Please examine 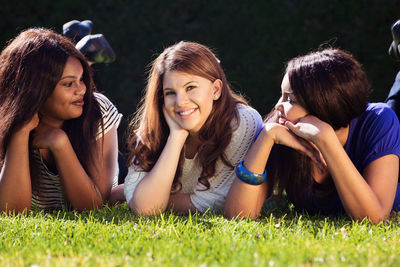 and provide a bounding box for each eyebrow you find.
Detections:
[163,80,198,91]
[60,75,79,81]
